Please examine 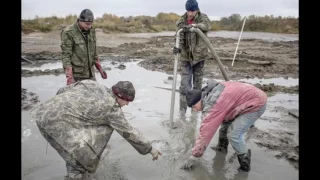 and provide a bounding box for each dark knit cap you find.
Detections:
[186,89,202,107]
[112,81,135,102]
[78,9,94,22]
[186,0,199,11]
